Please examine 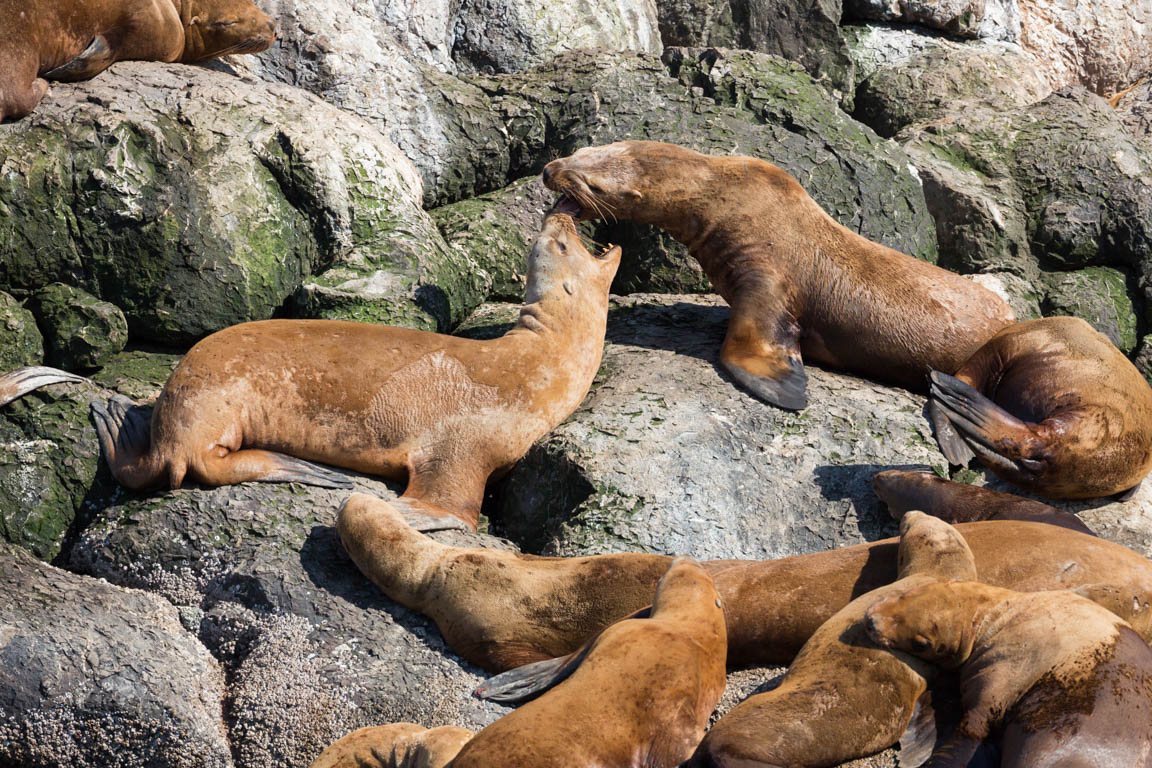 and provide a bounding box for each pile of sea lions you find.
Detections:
[4,140,1152,767]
